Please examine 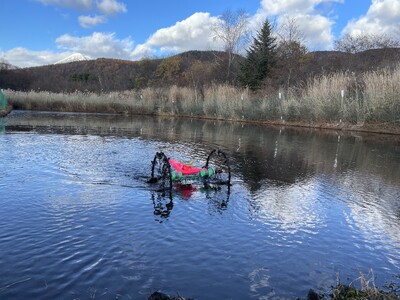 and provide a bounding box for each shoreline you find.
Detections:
[149,111,400,137]
[0,104,13,118]
[258,119,400,136]
[6,106,400,137]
